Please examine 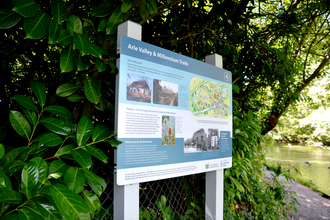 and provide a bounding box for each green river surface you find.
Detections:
[266,143,330,196]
